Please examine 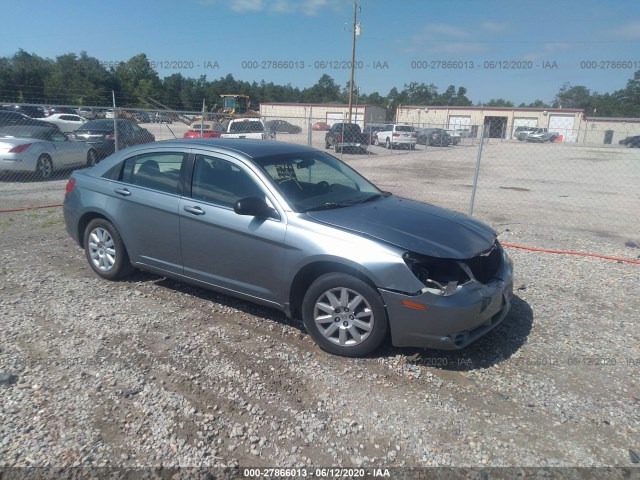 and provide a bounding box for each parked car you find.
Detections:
[0,124,97,179]
[363,125,386,145]
[375,124,417,150]
[525,128,559,143]
[514,126,538,141]
[619,135,640,148]
[416,128,452,146]
[71,119,155,160]
[445,129,462,145]
[0,110,51,129]
[105,109,115,119]
[153,112,173,124]
[312,121,330,131]
[42,113,87,133]
[265,119,302,134]
[1,104,46,118]
[325,123,369,153]
[132,111,151,123]
[63,139,513,357]
[184,121,225,138]
[45,106,77,116]
[77,107,96,120]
